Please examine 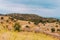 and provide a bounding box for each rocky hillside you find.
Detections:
[5,13,60,25]
[0,13,60,39]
